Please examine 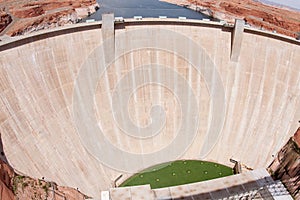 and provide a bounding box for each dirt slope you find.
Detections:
[0,0,99,36]
[0,159,14,200]
[0,158,90,200]
[161,0,300,38]
[0,133,89,200]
